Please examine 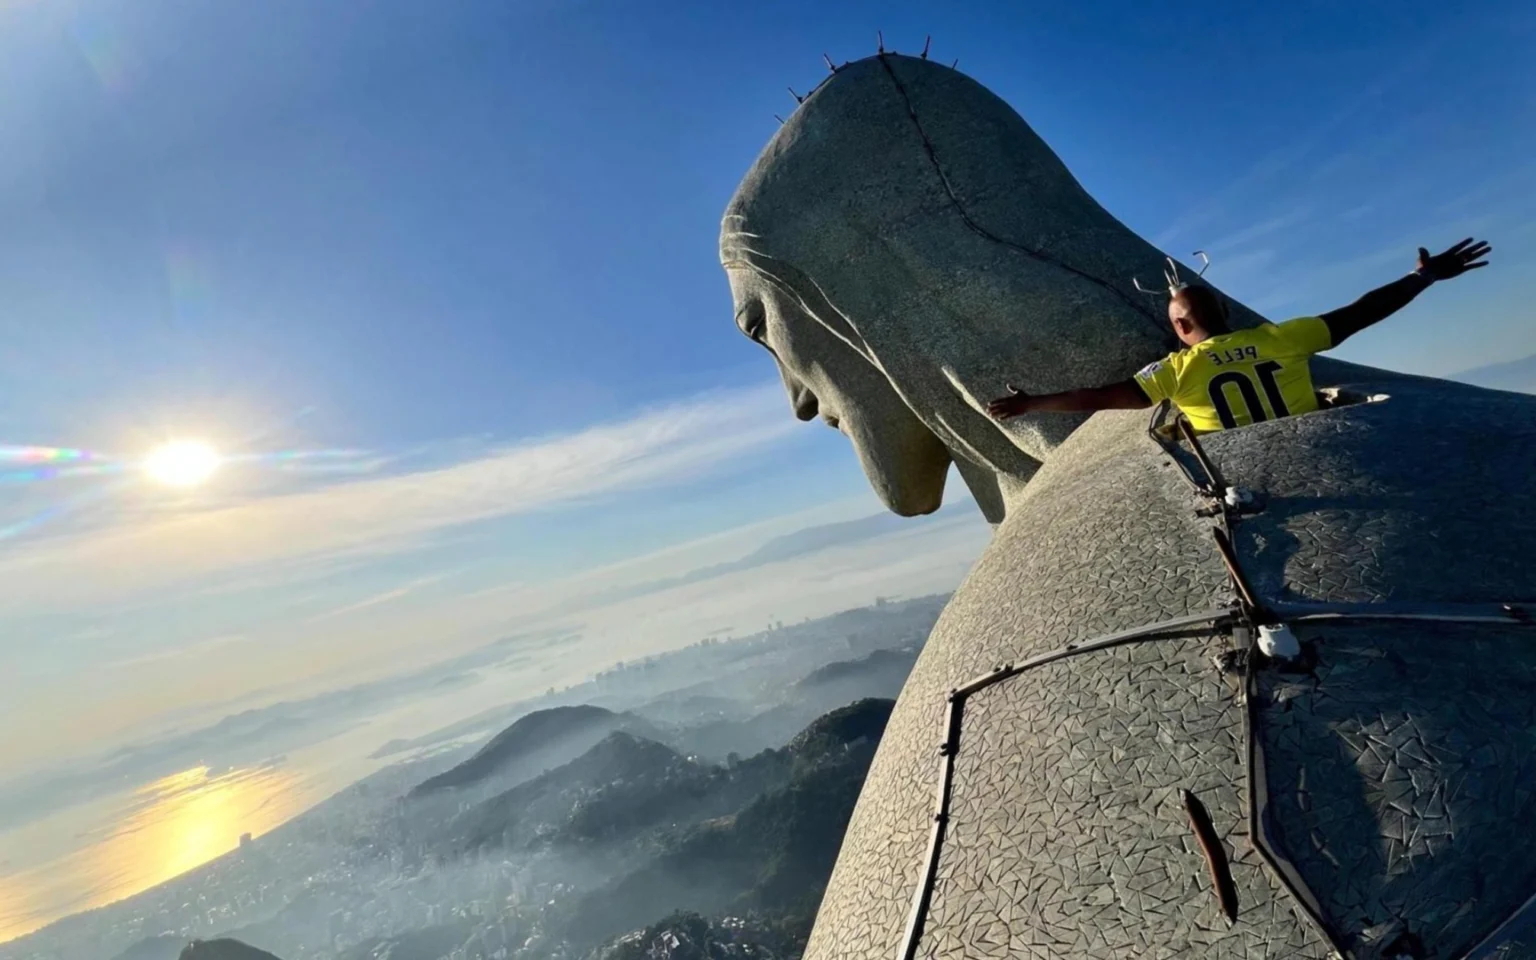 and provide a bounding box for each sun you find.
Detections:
[142,440,221,488]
